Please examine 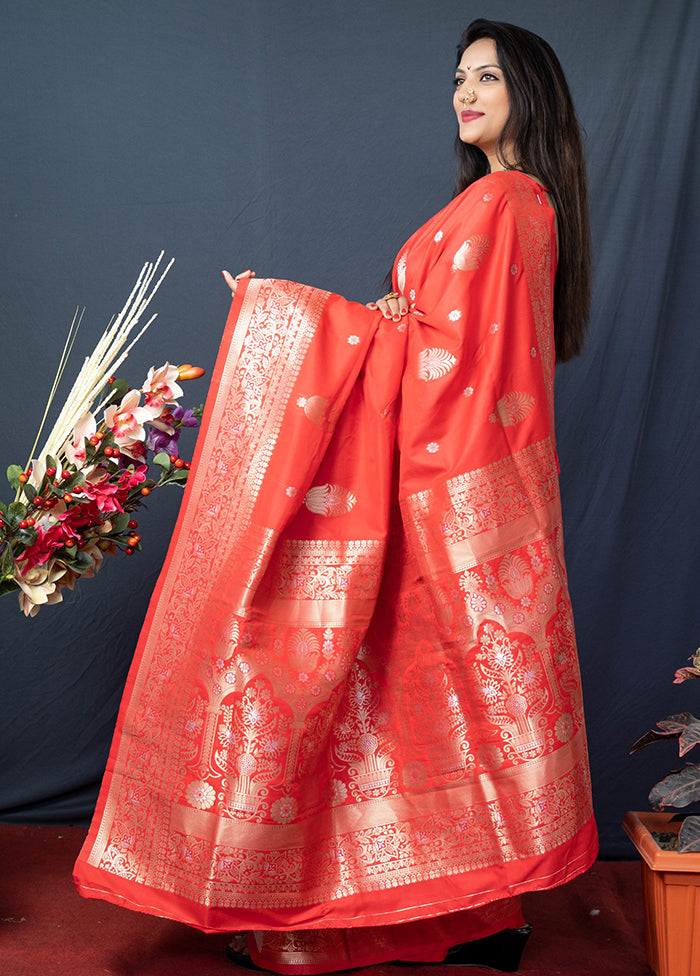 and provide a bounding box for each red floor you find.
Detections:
[0,825,649,976]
